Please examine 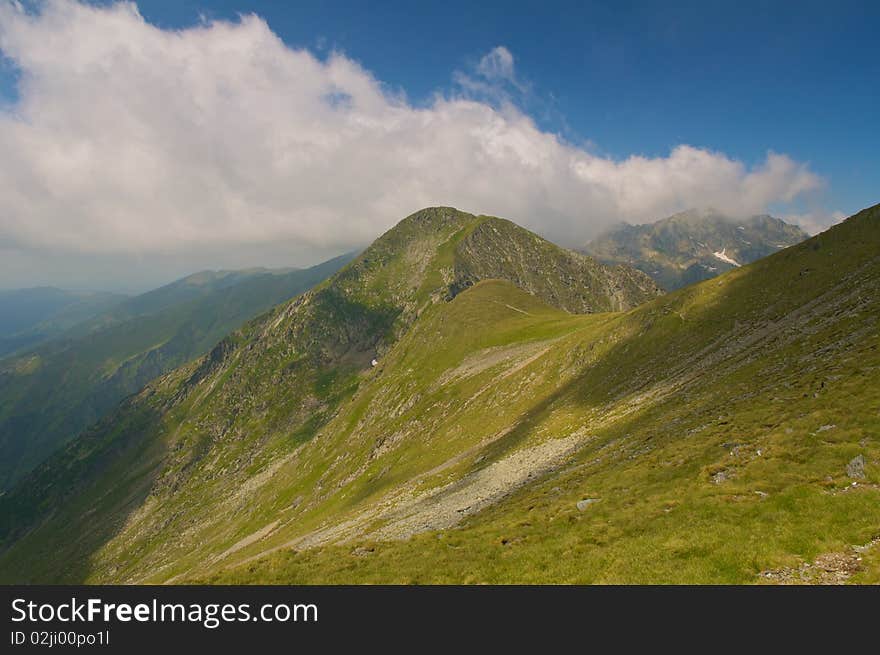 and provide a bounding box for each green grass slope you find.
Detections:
[201,203,876,584]
[0,207,659,583]
[0,254,352,490]
[583,210,809,290]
